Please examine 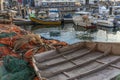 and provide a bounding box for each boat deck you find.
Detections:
[33,42,120,80]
